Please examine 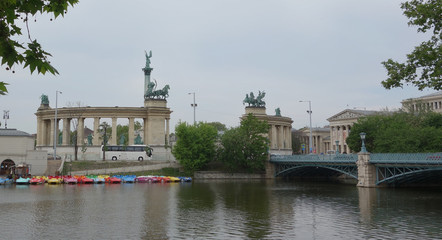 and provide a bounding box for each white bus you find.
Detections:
[101,145,153,161]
